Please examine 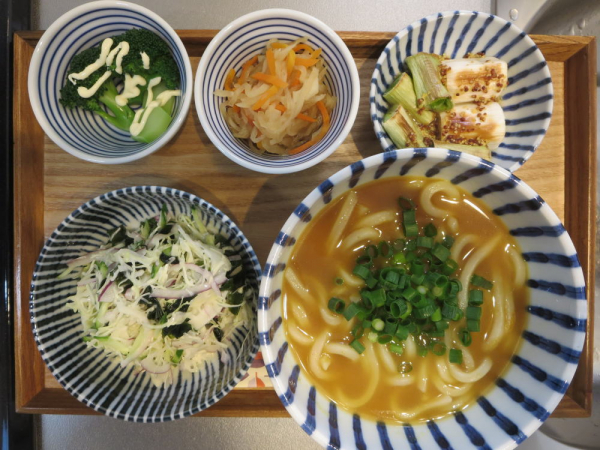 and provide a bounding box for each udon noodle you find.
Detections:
[282,176,528,422]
